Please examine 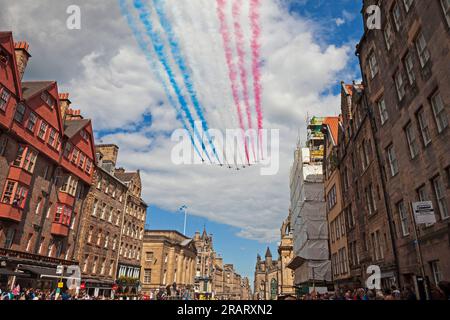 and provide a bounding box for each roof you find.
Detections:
[21,81,54,100]
[323,117,340,145]
[64,119,90,138]
[115,171,138,182]
[265,247,272,258]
